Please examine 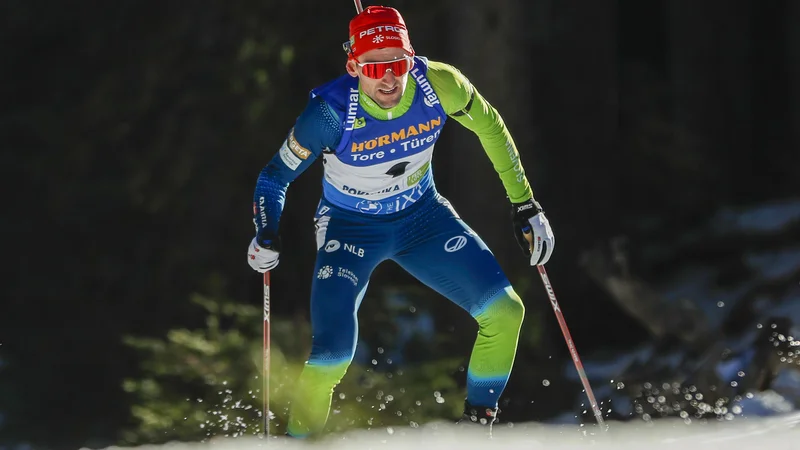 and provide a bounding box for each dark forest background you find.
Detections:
[3,1,800,449]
